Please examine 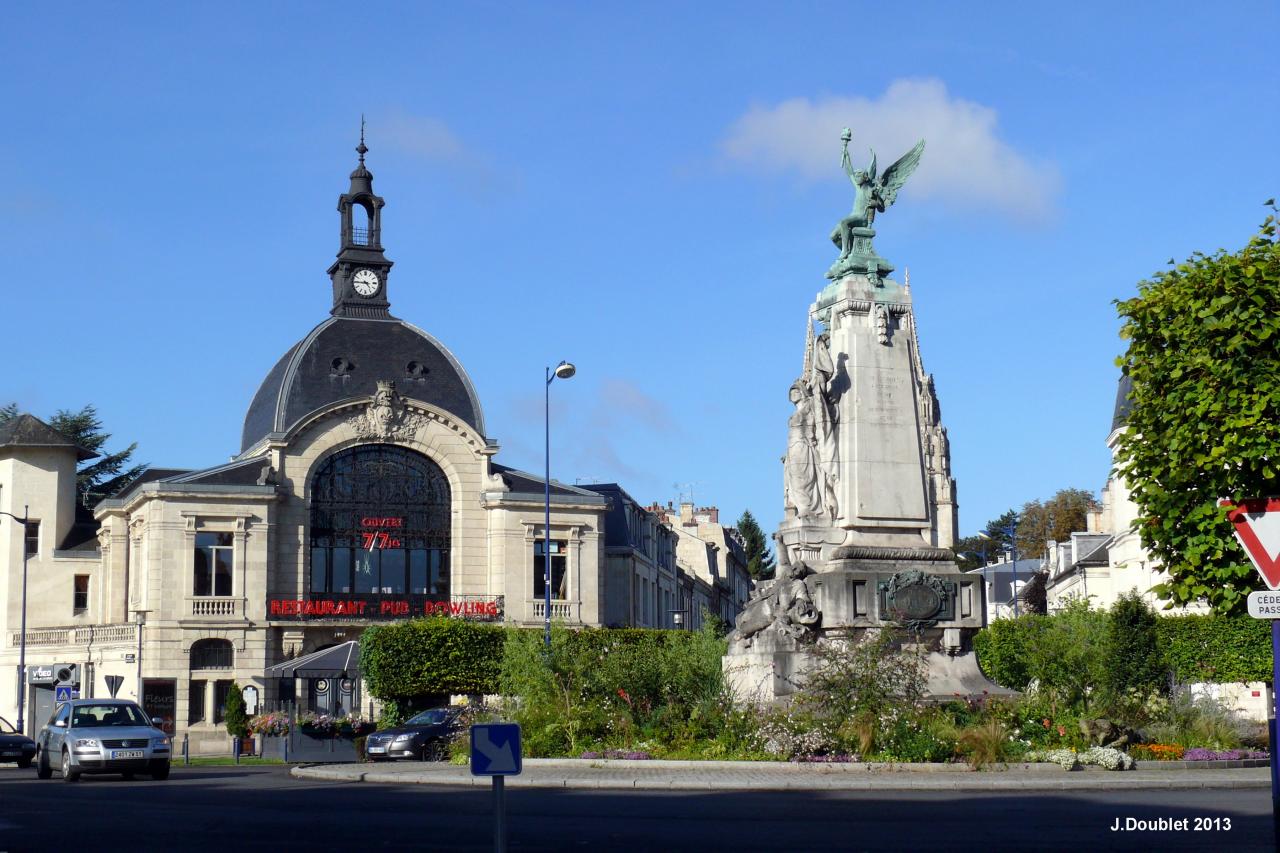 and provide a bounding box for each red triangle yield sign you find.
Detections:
[1221,497,1280,590]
